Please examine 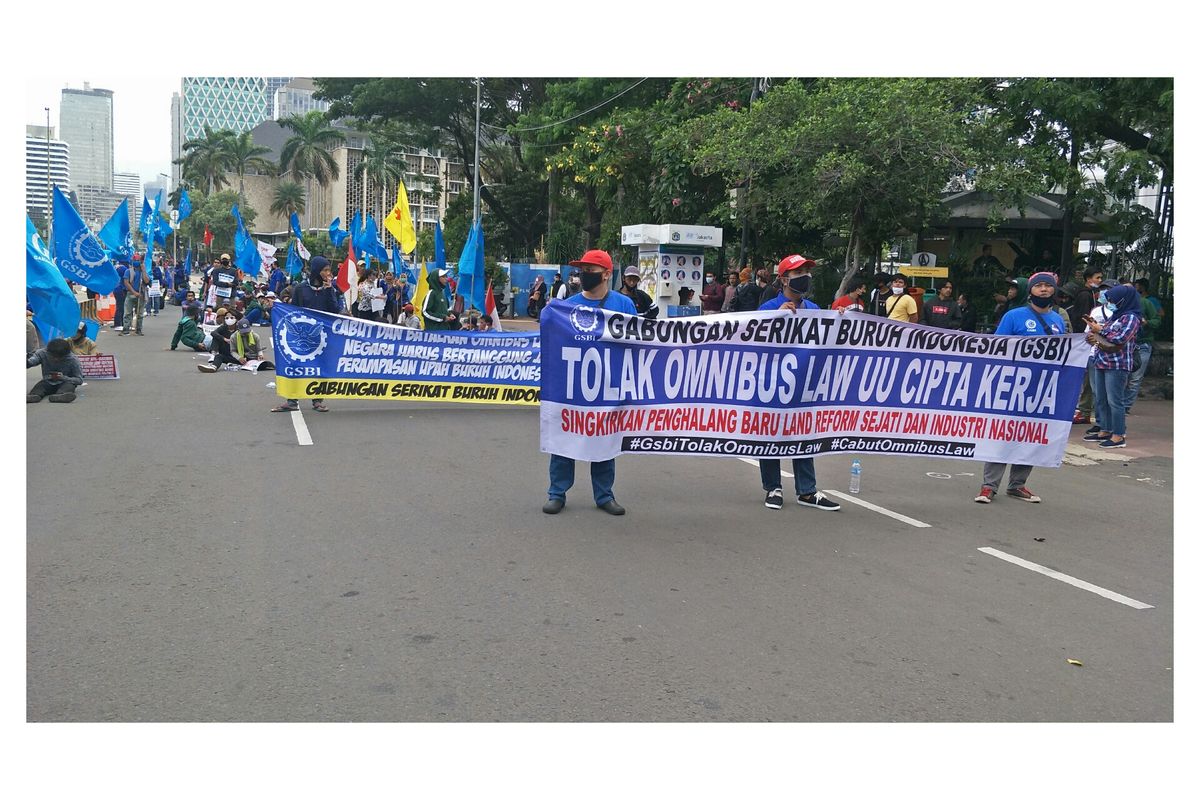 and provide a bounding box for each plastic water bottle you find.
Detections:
[849,459,862,494]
